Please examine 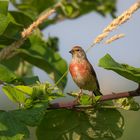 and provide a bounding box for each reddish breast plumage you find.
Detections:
[69,46,102,96]
[69,60,89,79]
